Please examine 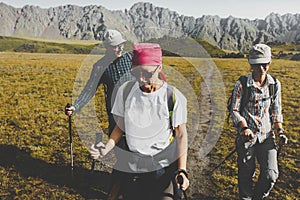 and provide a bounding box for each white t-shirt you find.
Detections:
[112,81,187,156]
